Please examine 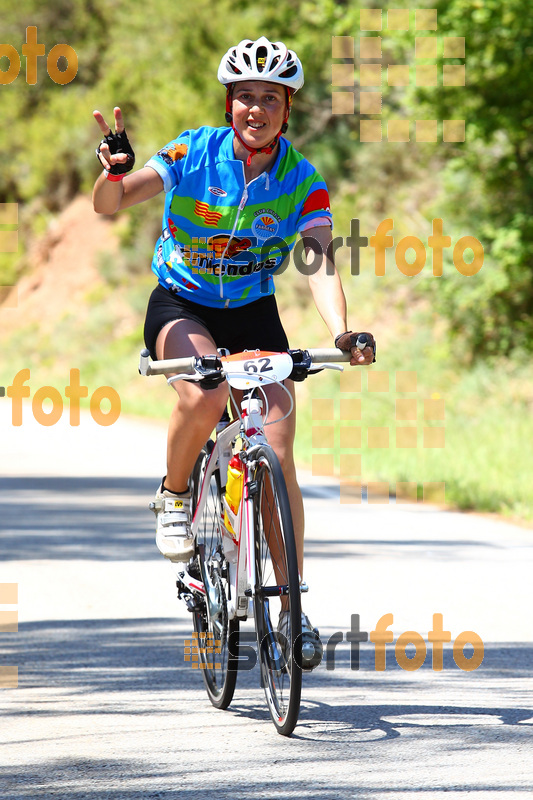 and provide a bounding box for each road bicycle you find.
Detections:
[140,344,358,735]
